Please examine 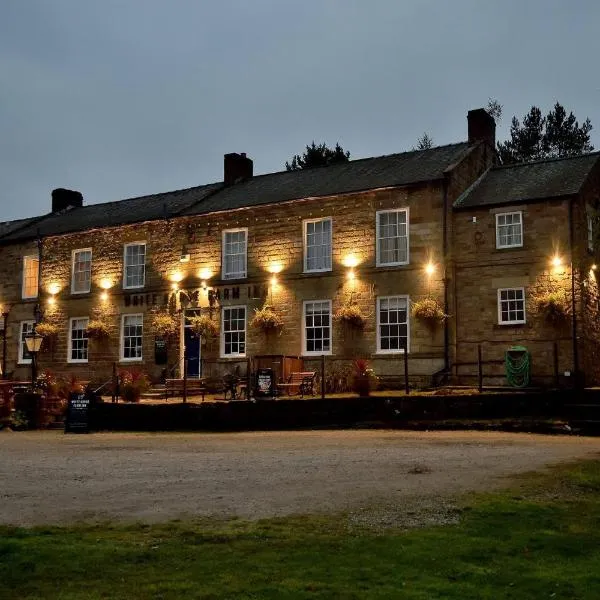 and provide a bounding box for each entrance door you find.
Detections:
[184,310,202,378]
